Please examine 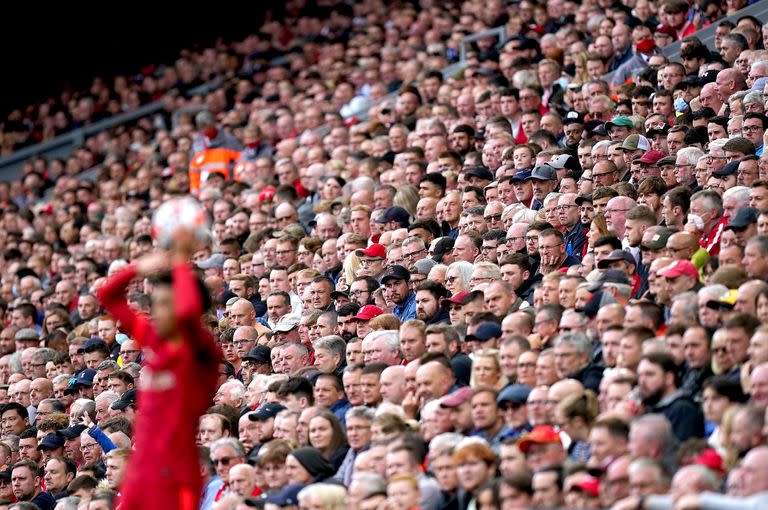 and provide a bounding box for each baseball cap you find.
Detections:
[525,164,558,181]
[413,258,436,276]
[465,166,495,182]
[655,24,677,37]
[273,314,301,333]
[596,250,636,269]
[111,388,137,411]
[58,425,87,439]
[380,265,410,284]
[75,369,96,387]
[330,289,350,300]
[575,194,593,206]
[620,134,651,152]
[518,425,562,453]
[351,305,384,321]
[727,207,758,230]
[605,116,633,131]
[687,448,725,473]
[497,384,532,406]
[441,291,470,306]
[440,387,474,408]
[713,161,739,177]
[466,322,503,342]
[356,243,386,259]
[637,150,665,165]
[37,433,65,451]
[573,476,600,497]
[79,338,108,354]
[641,229,673,250]
[243,346,271,364]
[658,259,699,279]
[375,206,410,224]
[587,269,631,292]
[249,403,287,422]
[197,253,227,270]
[549,154,579,172]
[264,484,306,506]
[647,124,672,138]
[563,111,585,125]
[510,168,533,182]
